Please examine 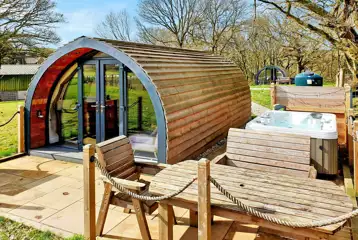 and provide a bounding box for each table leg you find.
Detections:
[159,202,173,240]
[189,210,198,227]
